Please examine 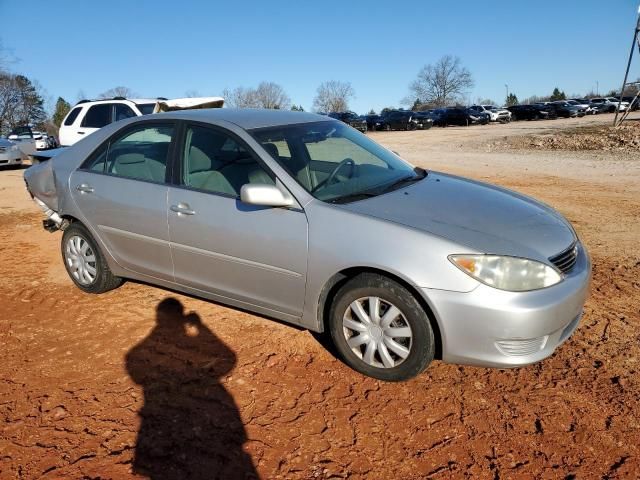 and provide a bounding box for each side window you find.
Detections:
[81,104,112,128]
[183,125,274,196]
[80,144,109,172]
[115,104,137,122]
[105,124,174,182]
[64,107,82,126]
